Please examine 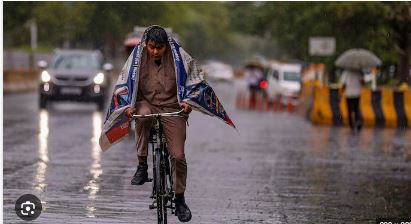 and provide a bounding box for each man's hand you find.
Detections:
[125,108,137,118]
[180,102,192,114]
